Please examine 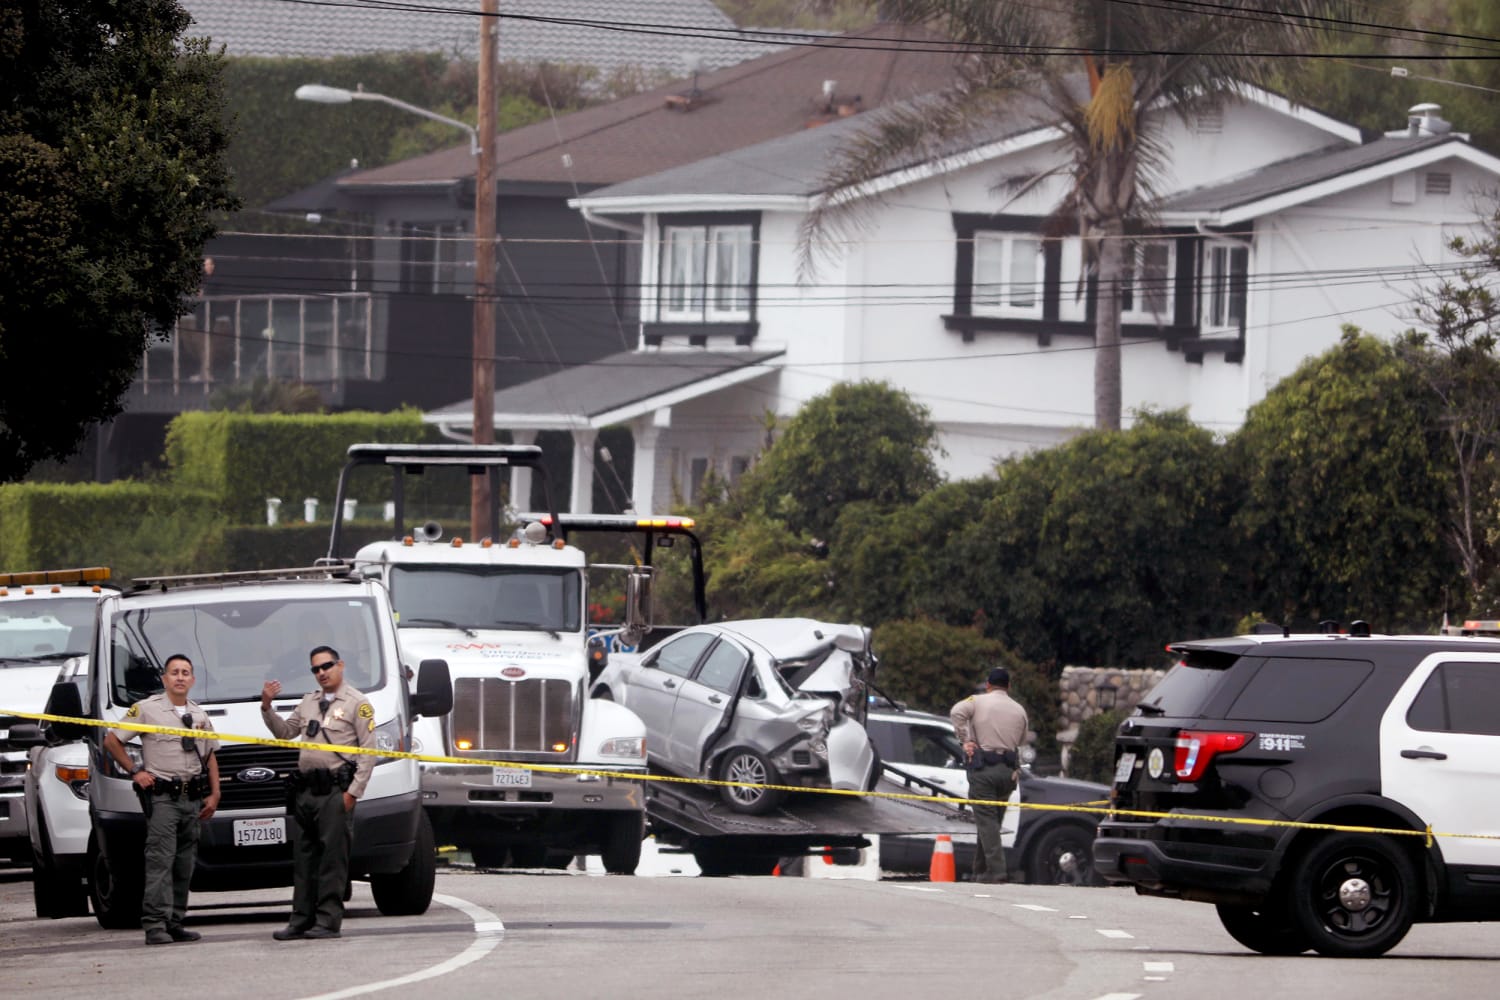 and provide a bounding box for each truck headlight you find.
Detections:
[373,719,406,766]
[597,736,645,759]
